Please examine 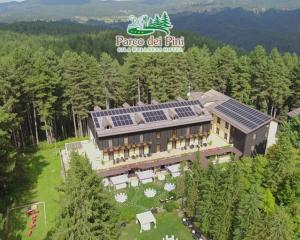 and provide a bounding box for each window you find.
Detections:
[217,117,221,124]
[124,137,128,145]
[253,134,257,140]
[108,139,113,148]
[224,133,228,140]
[172,130,176,137]
[225,122,229,129]
[199,125,203,134]
[156,144,161,152]
[156,132,161,139]
[216,128,220,135]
